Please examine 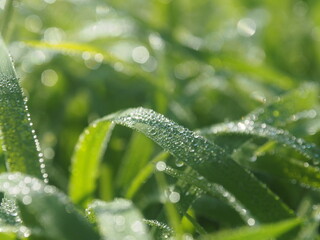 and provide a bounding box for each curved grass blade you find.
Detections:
[24,41,164,90]
[143,219,173,239]
[0,173,100,240]
[245,84,318,127]
[200,218,301,240]
[199,121,320,164]
[0,36,47,181]
[87,199,150,240]
[71,107,293,223]
[69,121,114,206]
[163,166,255,224]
